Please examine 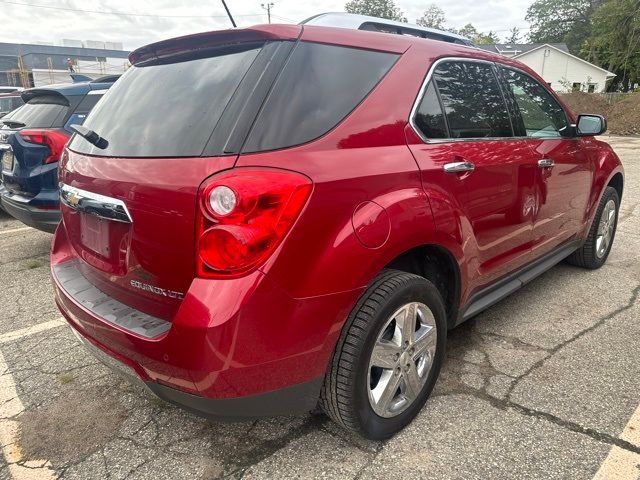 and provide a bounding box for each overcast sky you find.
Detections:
[0,0,533,50]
